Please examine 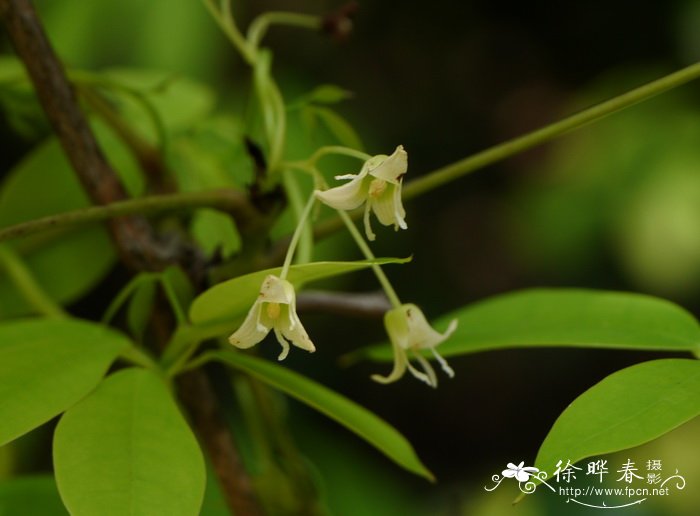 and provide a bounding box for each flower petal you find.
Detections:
[371,339,408,384]
[279,305,316,354]
[370,184,400,228]
[392,179,407,230]
[363,200,376,241]
[259,275,294,304]
[273,327,291,361]
[315,173,368,211]
[405,307,457,350]
[228,302,269,349]
[368,145,407,185]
